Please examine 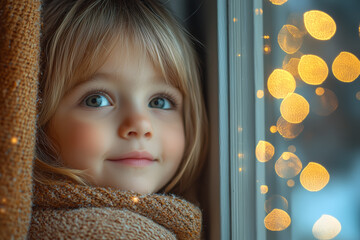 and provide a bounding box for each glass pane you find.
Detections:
[253,0,360,239]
